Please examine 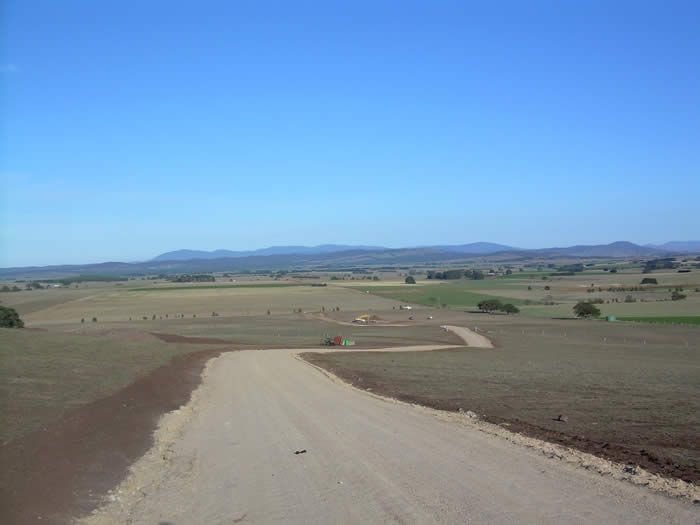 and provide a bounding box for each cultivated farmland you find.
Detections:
[2,261,699,523]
